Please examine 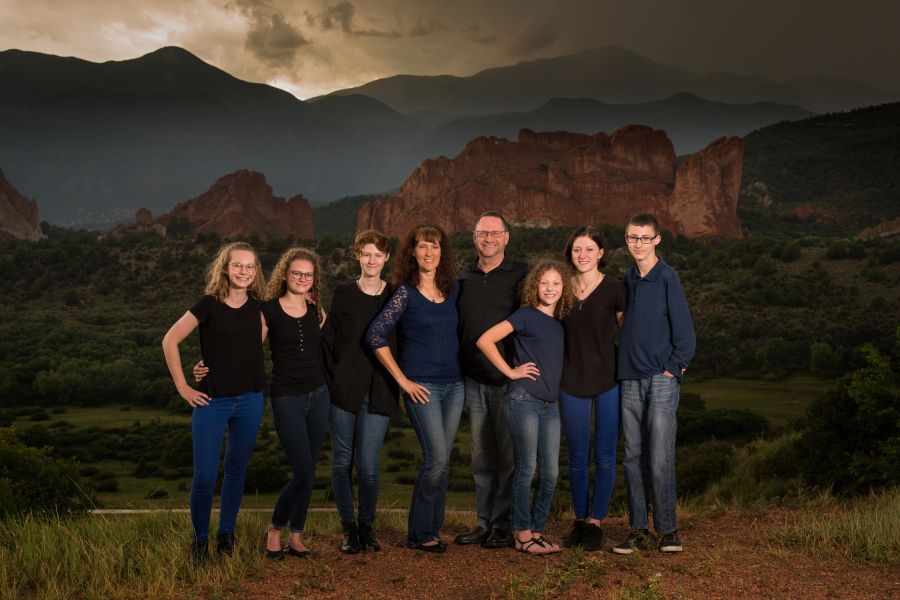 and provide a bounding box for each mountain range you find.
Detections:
[0,45,891,227]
